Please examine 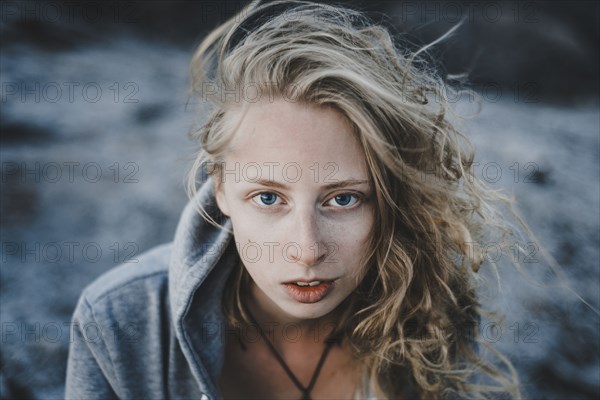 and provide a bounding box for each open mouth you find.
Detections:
[282,280,337,303]
[287,280,330,287]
